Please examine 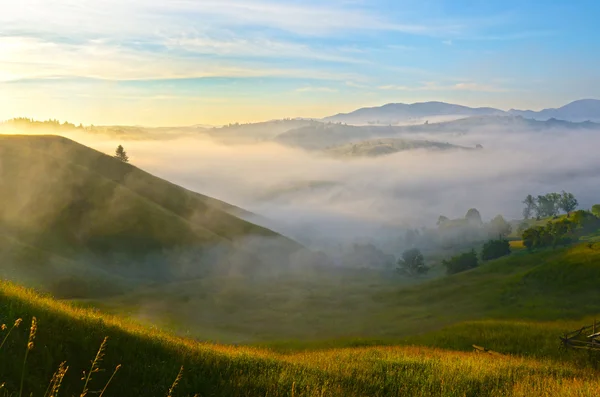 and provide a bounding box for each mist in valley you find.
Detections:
[58,122,600,258]
[3,118,600,342]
